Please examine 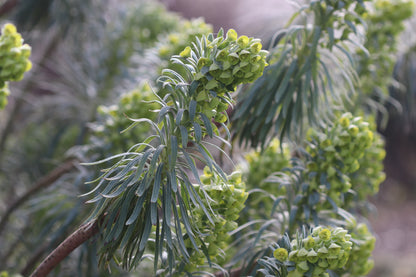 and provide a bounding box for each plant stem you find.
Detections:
[29,219,99,277]
[0,159,77,236]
